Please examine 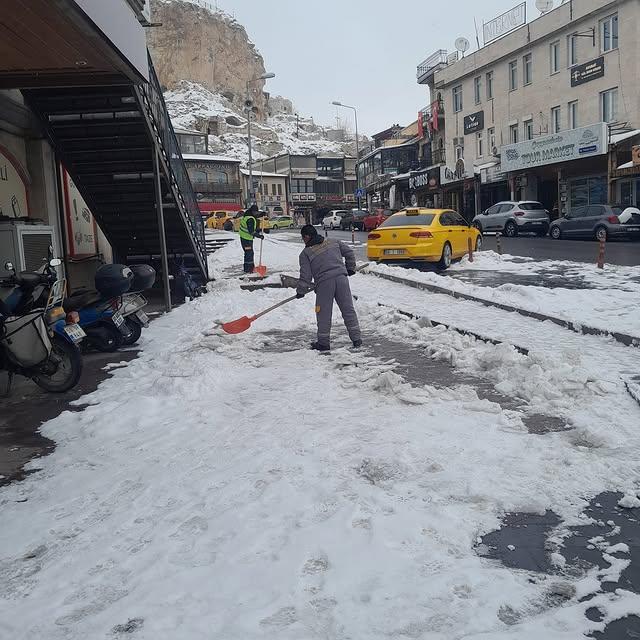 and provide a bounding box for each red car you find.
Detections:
[364,208,395,231]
